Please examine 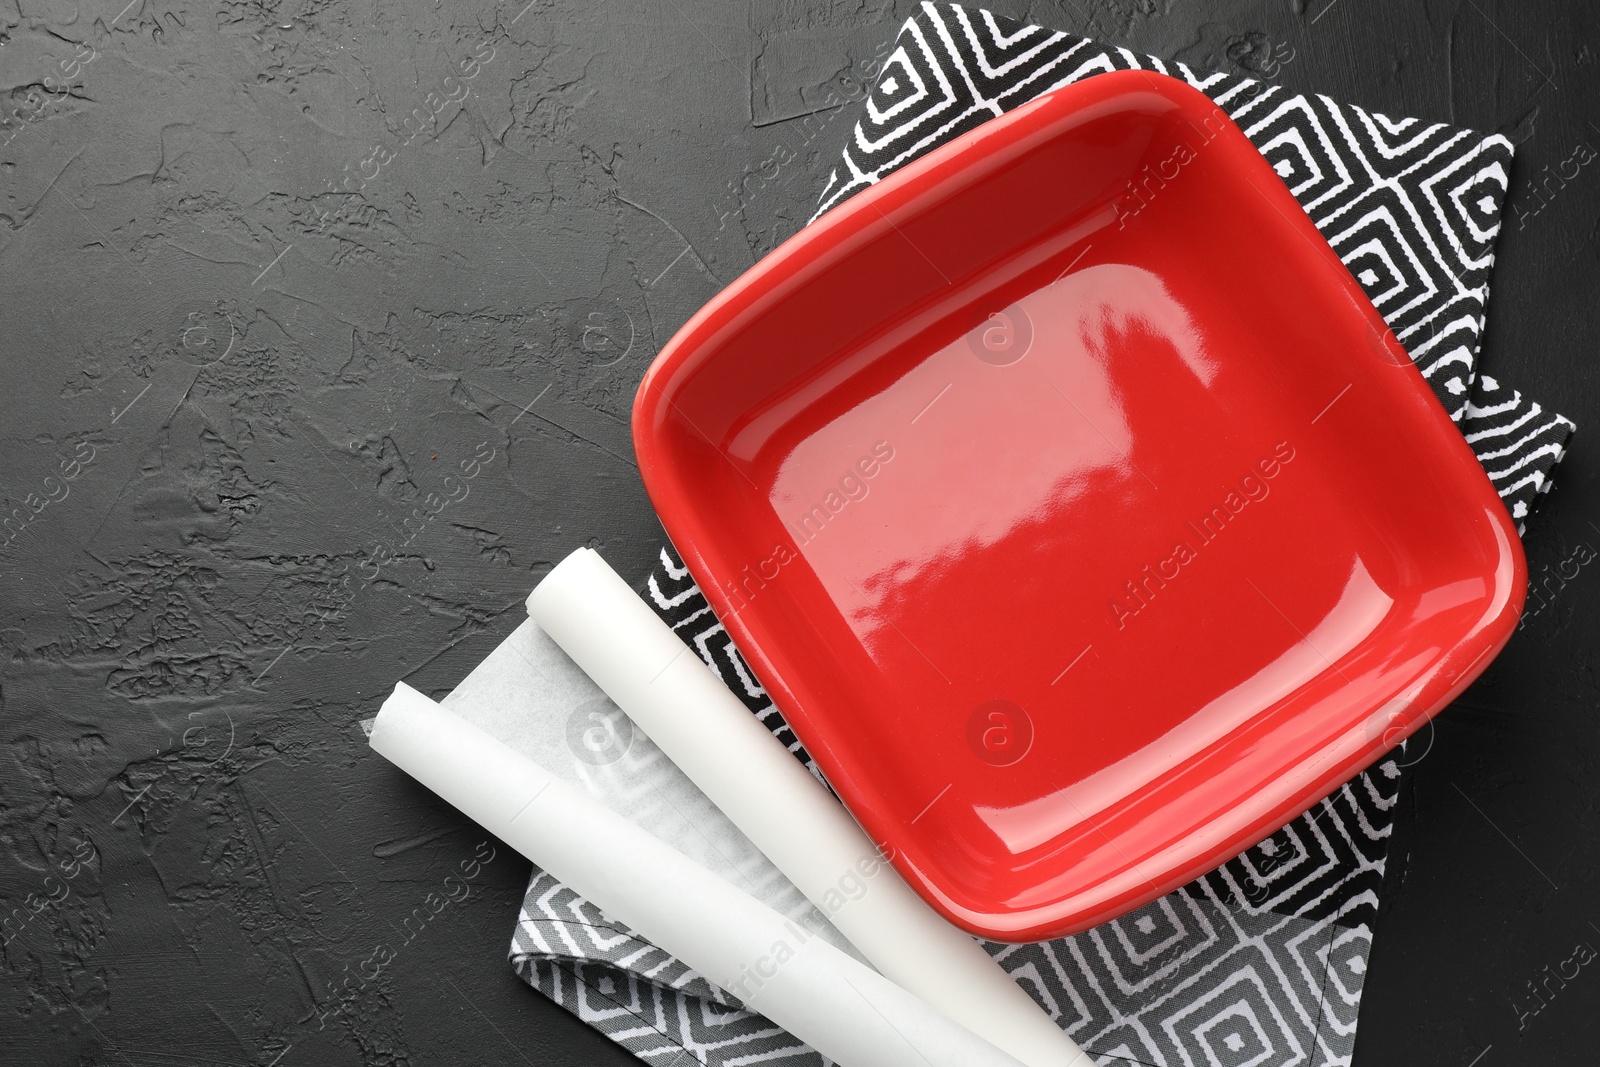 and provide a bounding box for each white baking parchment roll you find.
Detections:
[437,615,859,959]
[369,681,1028,1067]
[527,547,1091,1067]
